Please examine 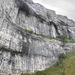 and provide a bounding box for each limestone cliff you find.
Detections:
[0,0,75,74]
